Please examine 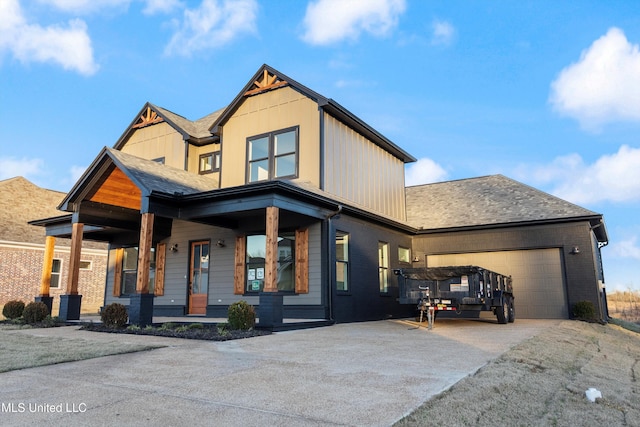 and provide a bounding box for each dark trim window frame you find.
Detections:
[378,241,389,294]
[246,126,299,183]
[120,246,156,296]
[199,151,221,174]
[335,231,350,294]
[244,232,296,294]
